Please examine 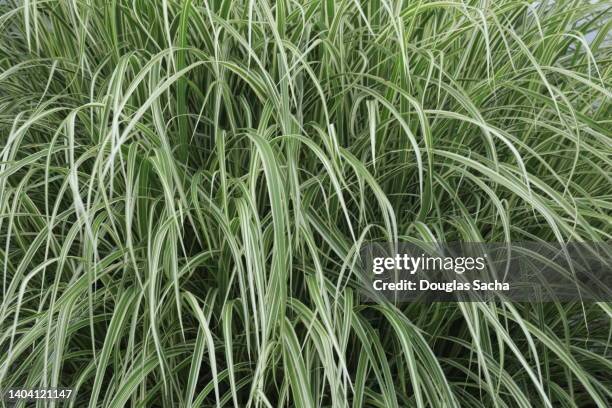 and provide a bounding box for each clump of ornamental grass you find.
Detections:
[0,0,611,407]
